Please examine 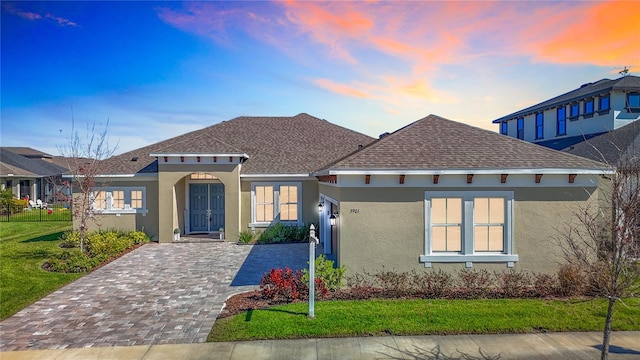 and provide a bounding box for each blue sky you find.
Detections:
[2,1,639,156]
